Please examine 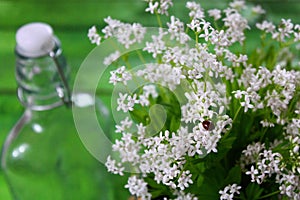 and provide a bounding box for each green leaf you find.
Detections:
[197,175,204,187]
[223,165,241,186]
[169,115,180,132]
[245,183,264,200]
